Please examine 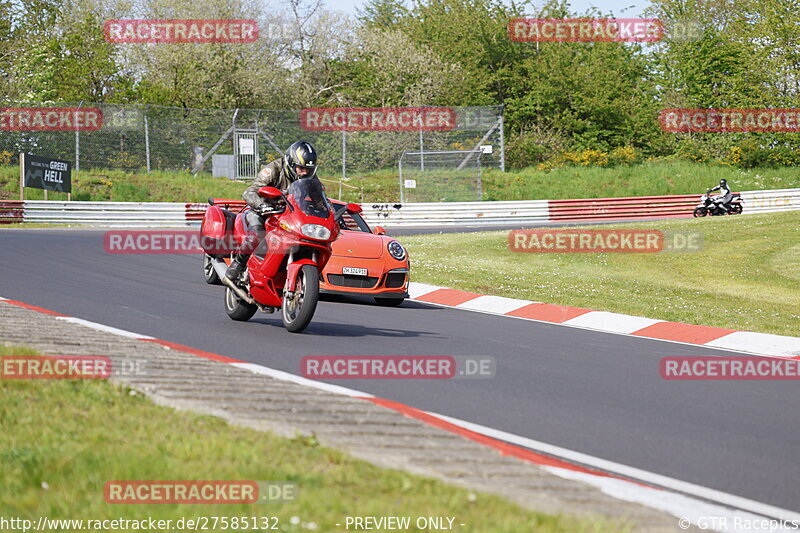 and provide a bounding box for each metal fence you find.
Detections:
[0,102,505,180]
[398,150,483,203]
